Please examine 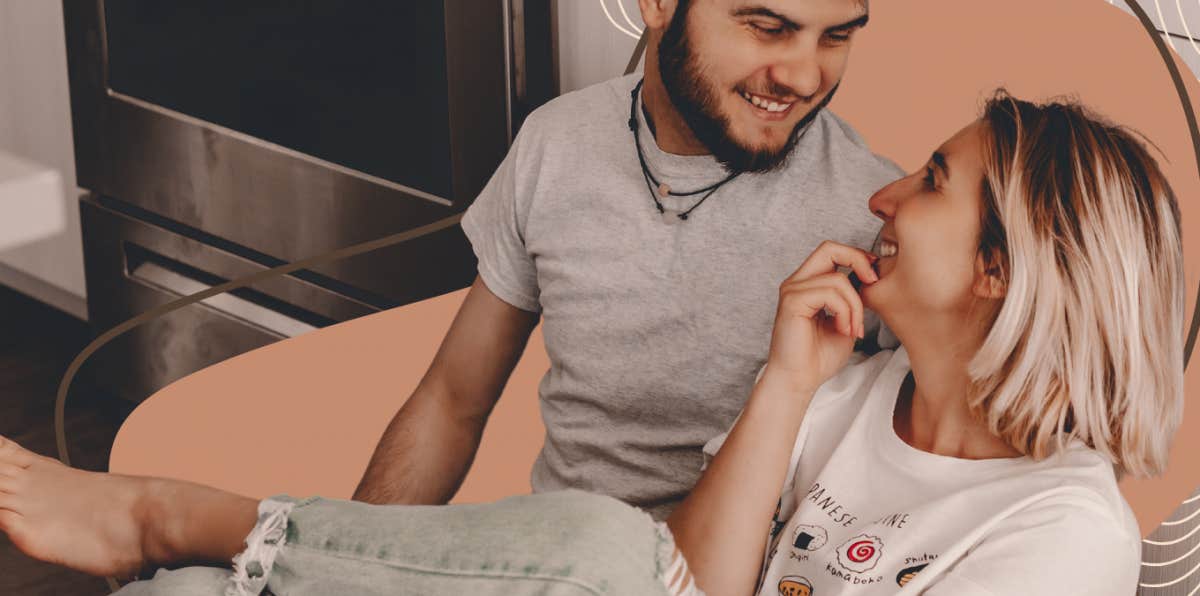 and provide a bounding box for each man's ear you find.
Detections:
[639,0,678,30]
[972,249,1007,300]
